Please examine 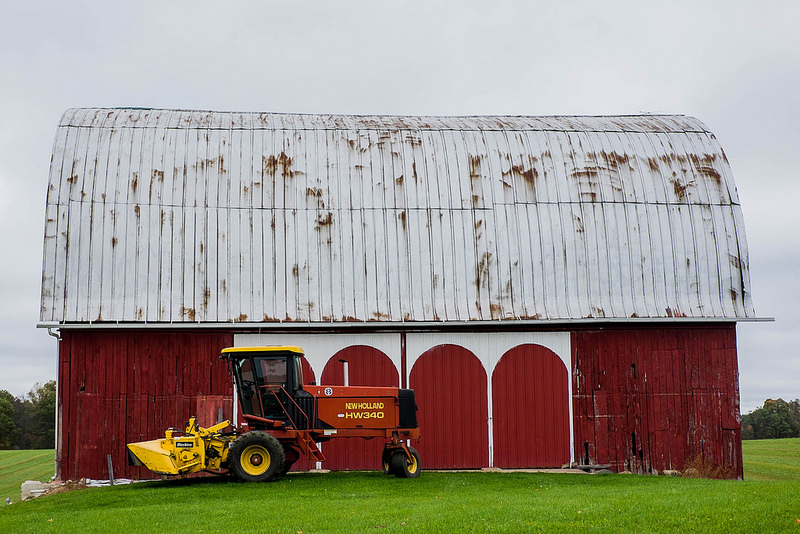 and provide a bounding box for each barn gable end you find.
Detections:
[40,109,759,480]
